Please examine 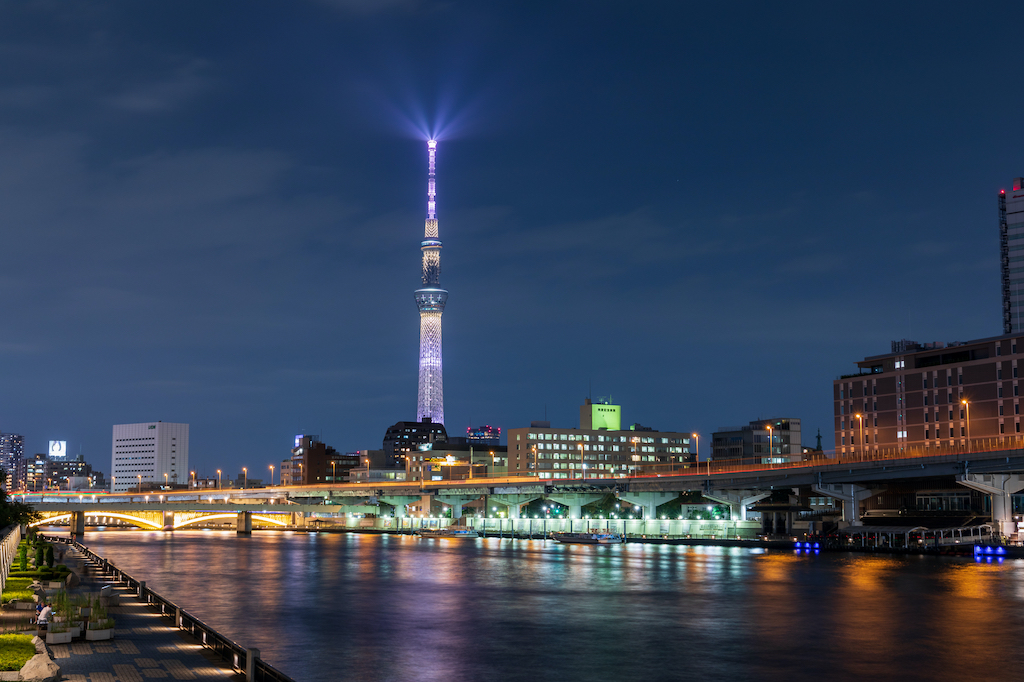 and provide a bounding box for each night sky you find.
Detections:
[2,2,1023,478]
